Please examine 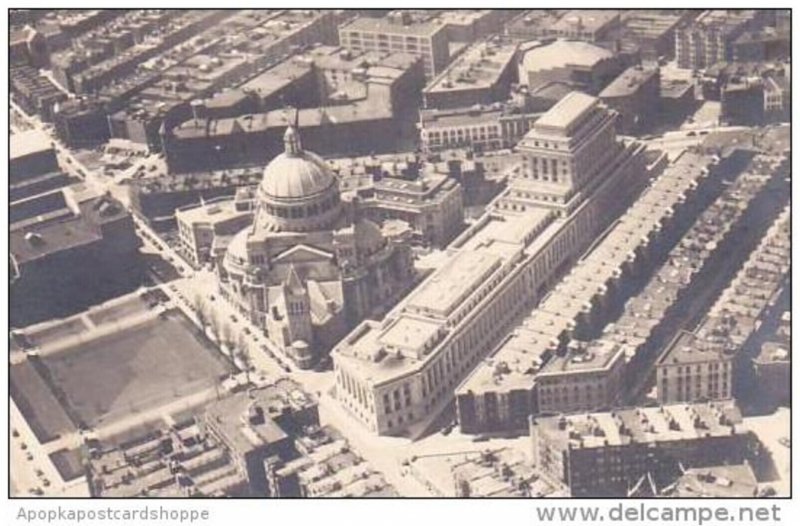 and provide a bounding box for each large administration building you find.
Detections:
[332,92,650,436]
